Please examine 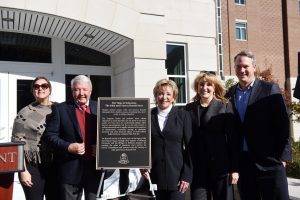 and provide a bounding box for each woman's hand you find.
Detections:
[19,170,33,187]
[140,169,150,179]
[178,180,189,193]
[231,172,239,184]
